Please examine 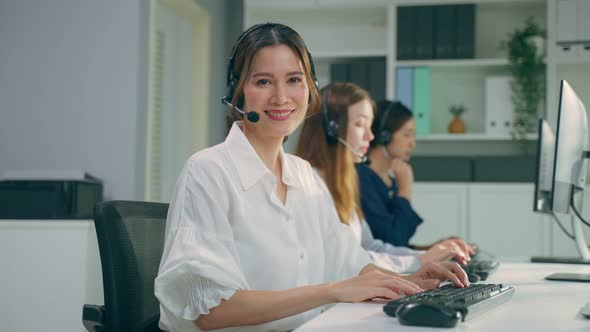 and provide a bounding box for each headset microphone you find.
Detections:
[337,138,371,165]
[221,97,260,123]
